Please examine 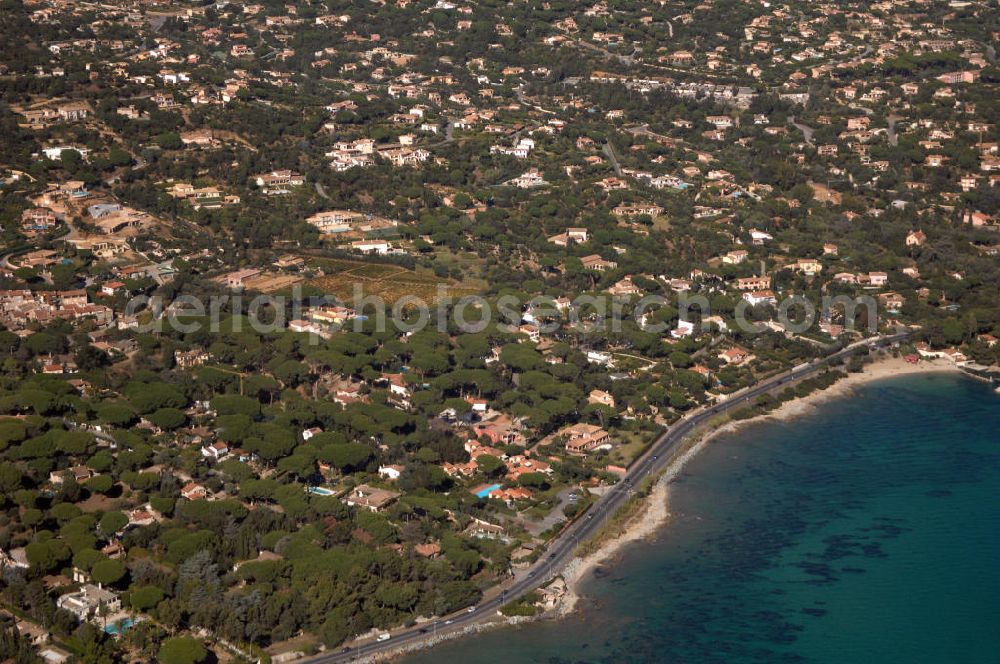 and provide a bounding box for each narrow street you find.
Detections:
[602,141,622,176]
[887,114,901,147]
[788,115,814,145]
